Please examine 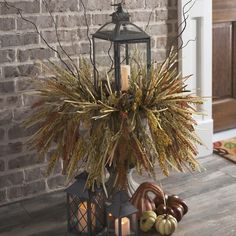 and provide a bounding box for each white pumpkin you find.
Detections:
[155,214,178,235]
[140,211,157,232]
